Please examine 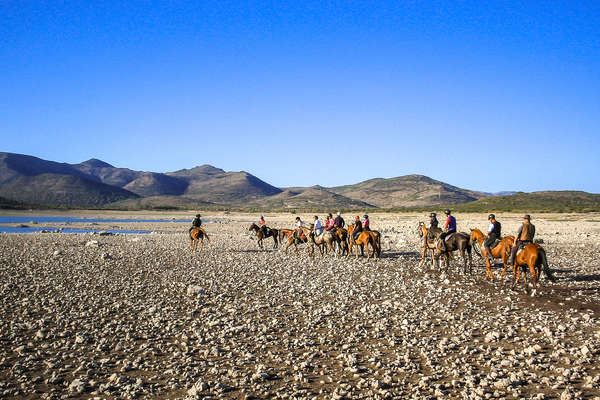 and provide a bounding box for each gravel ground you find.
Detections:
[1,212,599,399]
